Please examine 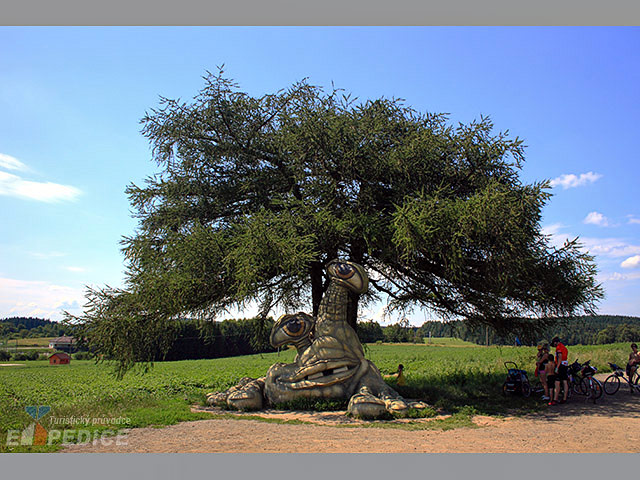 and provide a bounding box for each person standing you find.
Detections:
[535,344,551,400]
[552,336,569,404]
[627,343,640,381]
